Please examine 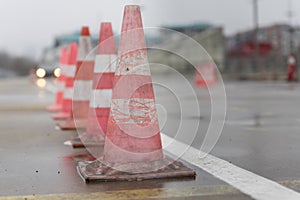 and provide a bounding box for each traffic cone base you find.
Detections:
[47,103,62,112]
[58,101,90,129]
[47,91,63,112]
[64,134,104,149]
[57,118,86,130]
[77,156,195,182]
[52,111,71,120]
[64,134,104,148]
[80,131,105,147]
